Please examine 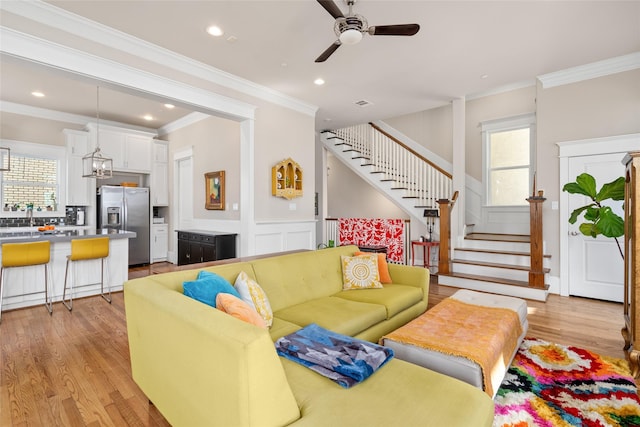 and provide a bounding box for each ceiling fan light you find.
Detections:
[339,29,363,45]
